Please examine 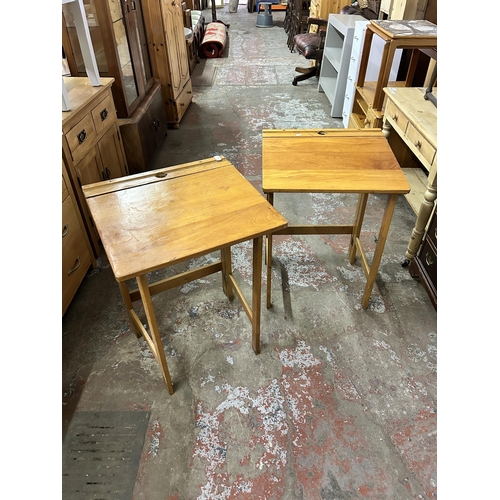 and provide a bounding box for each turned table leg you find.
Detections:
[405,165,437,261]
